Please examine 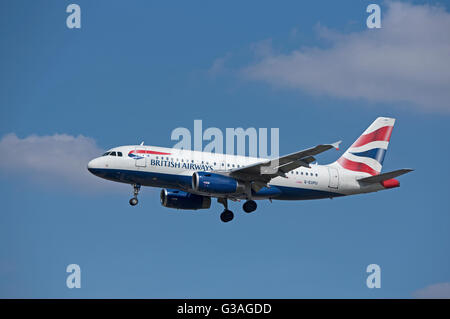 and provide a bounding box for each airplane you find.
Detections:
[87,117,413,222]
